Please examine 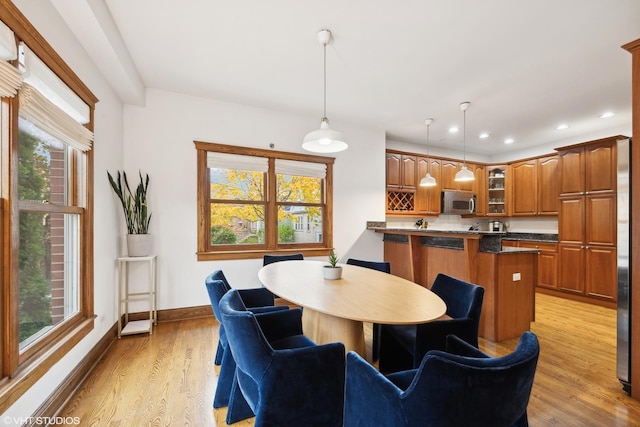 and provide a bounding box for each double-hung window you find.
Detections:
[195,142,334,260]
[0,3,97,413]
